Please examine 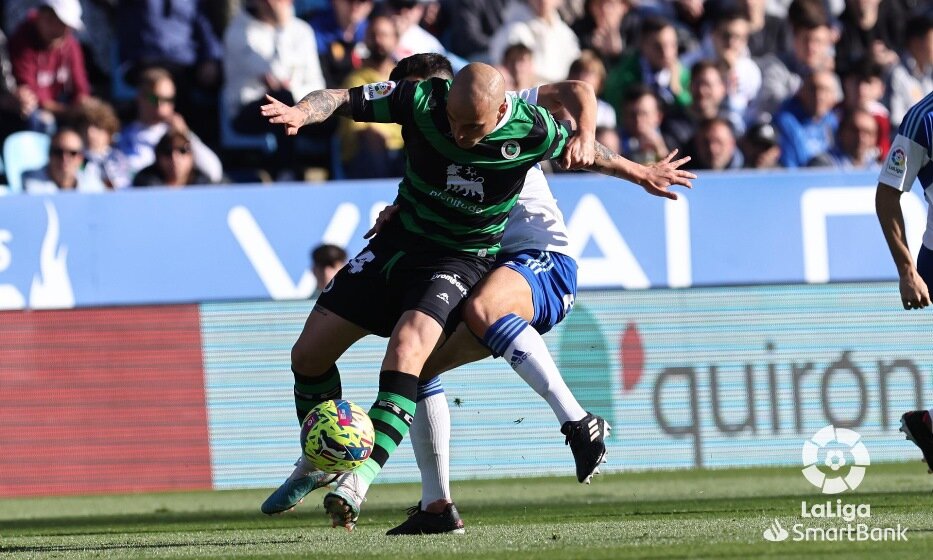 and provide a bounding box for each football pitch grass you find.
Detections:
[2,462,933,560]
